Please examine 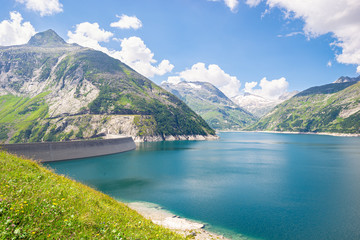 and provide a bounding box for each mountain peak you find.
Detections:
[334,75,360,84]
[27,29,67,47]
